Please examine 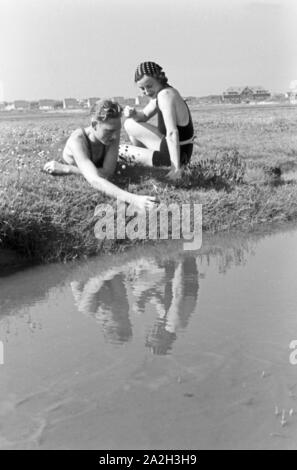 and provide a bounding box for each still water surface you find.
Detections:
[1,227,297,449]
